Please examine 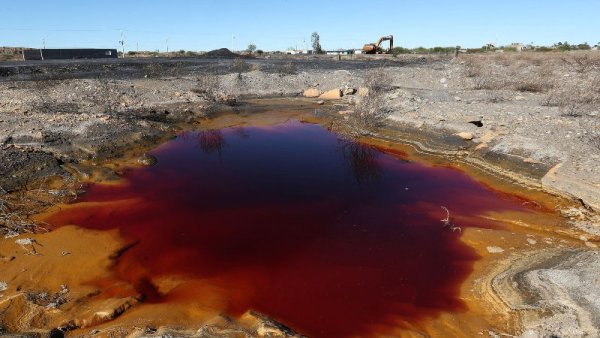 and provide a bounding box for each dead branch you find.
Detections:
[440,206,462,234]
